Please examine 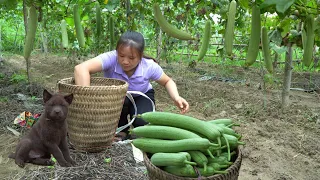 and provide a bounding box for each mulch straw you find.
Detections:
[19,143,148,180]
